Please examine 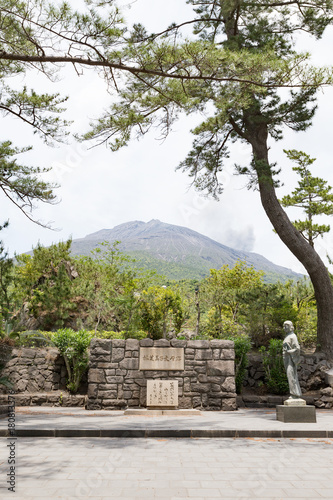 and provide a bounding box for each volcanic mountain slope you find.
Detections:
[69,220,302,282]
